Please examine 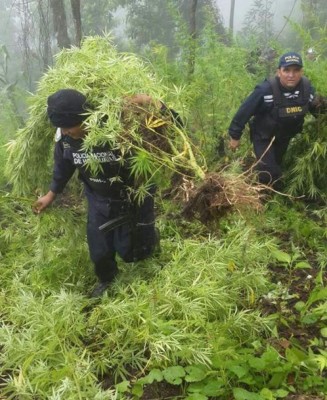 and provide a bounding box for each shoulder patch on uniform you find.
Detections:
[55,128,62,142]
[264,94,273,103]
